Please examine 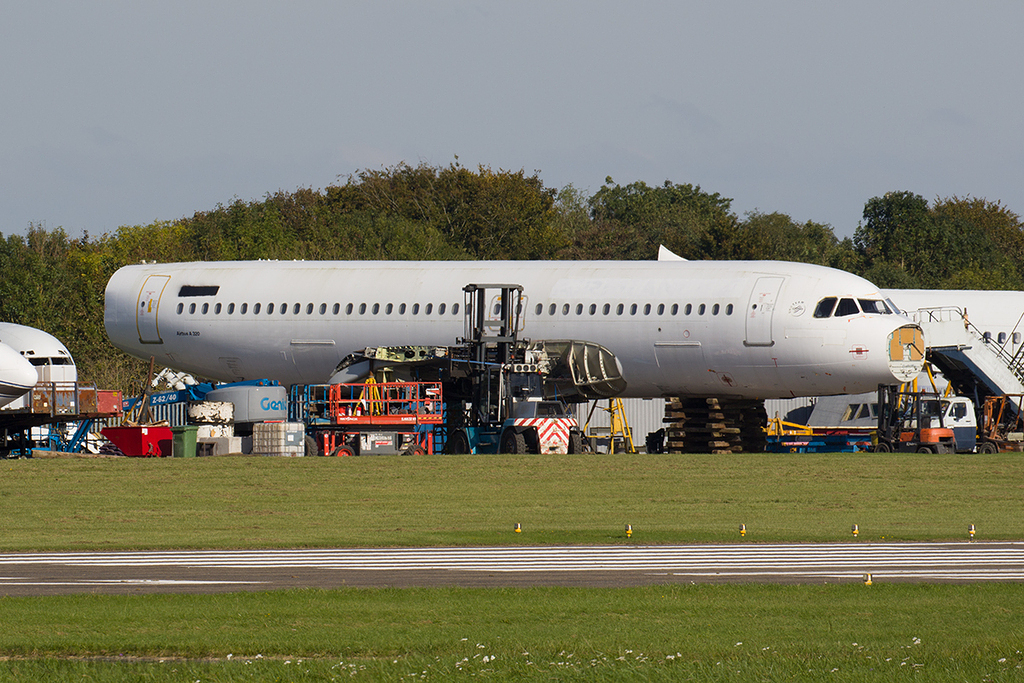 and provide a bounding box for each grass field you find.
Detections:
[2,452,1024,681]
[3,452,1024,549]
